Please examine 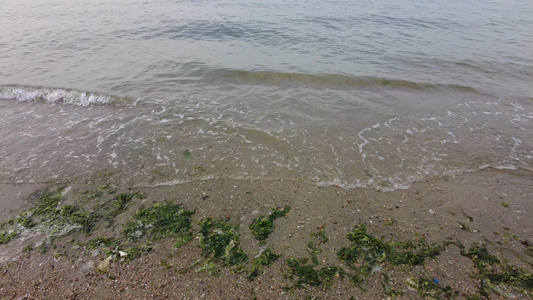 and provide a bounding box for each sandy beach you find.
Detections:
[1,169,531,299]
